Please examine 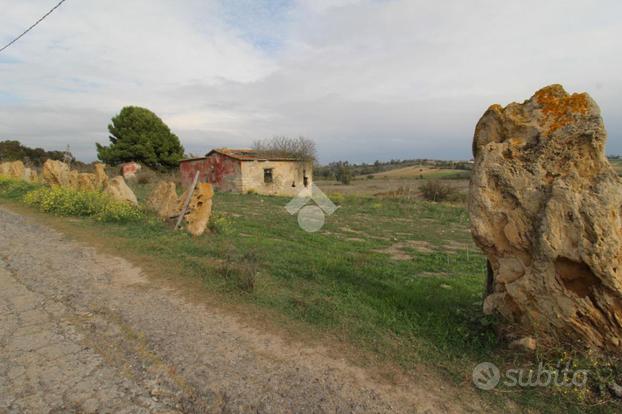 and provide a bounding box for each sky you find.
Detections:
[0,0,621,163]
